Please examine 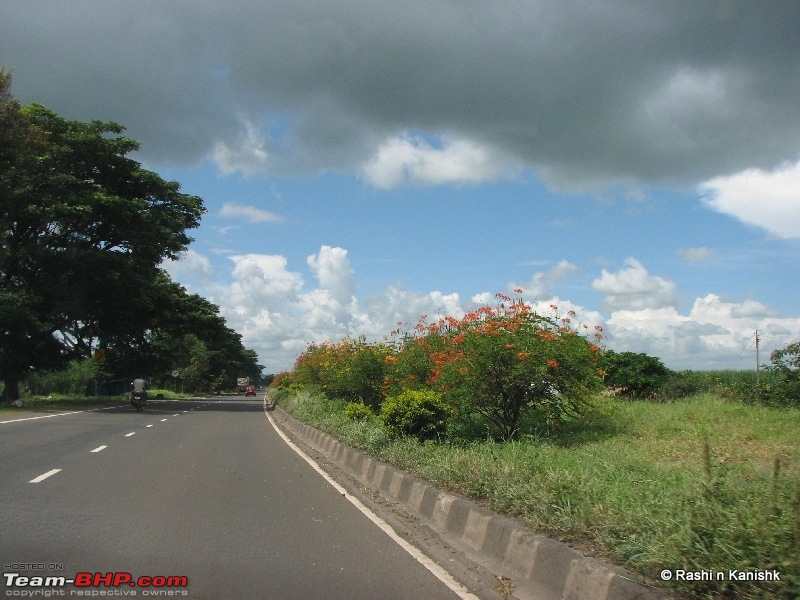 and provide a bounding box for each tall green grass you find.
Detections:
[276,388,799,599]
